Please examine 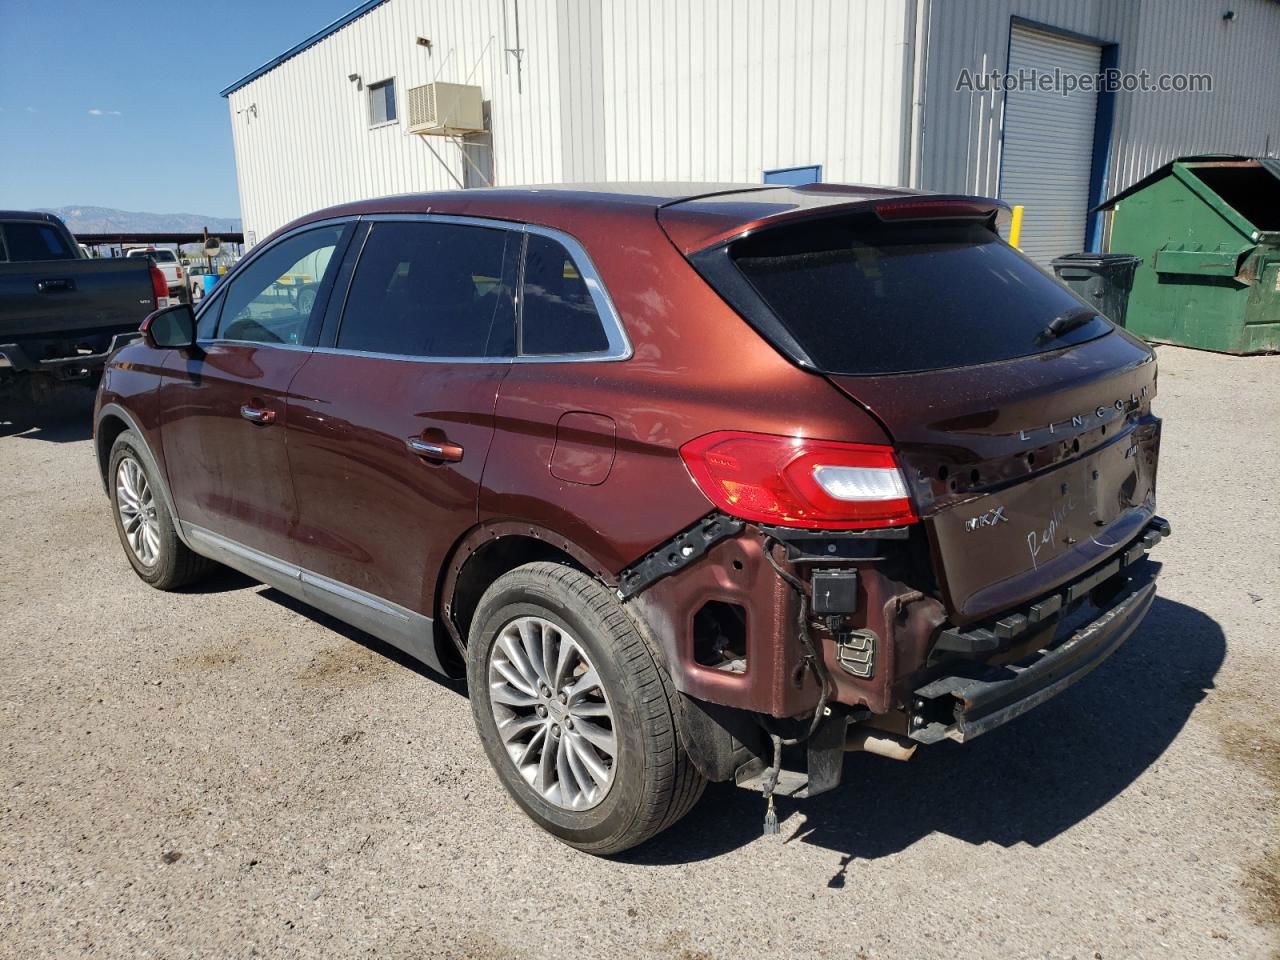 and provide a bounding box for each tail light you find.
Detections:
[148,263,168,307]
[679,430,917,530]
[874,199,998,221]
